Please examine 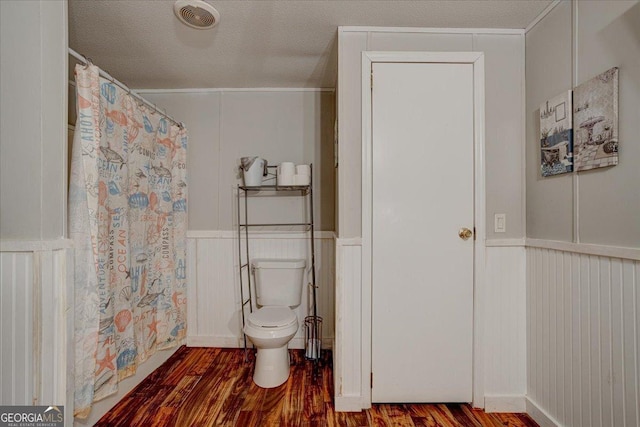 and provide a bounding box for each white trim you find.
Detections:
[472,52,487,410]
[135,87,335,94]
[0,238,73,252]
[339,26,524,35]
[526,397,562,427]
[186,230,335,239]
[334,396,365,412]
[485,238,526,247]
[361,51,487,409]
[484,395,526,413]
[524,0,563,34]
[525,238,640,261]
[362,51,483,64]
[361,51,373,409]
